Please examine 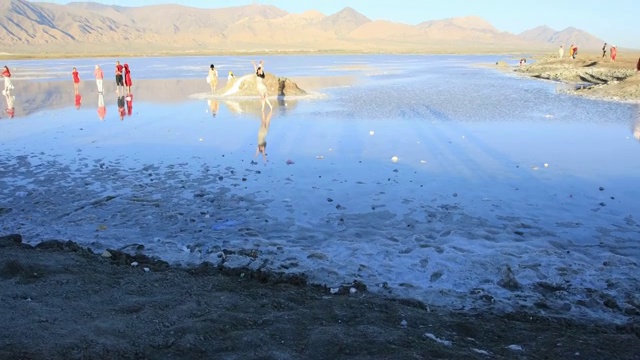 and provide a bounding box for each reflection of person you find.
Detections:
[208,64,218,93]
[633,106,640,141]
[2,66,13,93]
[126,94,133,116]
[75,93,82,110]
[117,95,125,120]
[94,65,104,93]
[124,64,132,95]
[97,93,106,121]
[256,107,273,161]
[558,45,564,59]
[115,61,124,94]
[72,67,80,95]
[208,99,219,117]
[4,89,15,118]
[252,60,272,112]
